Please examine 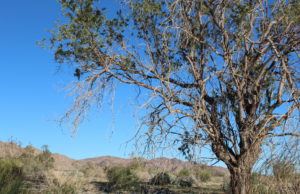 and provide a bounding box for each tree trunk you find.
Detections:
[228,165,252,194]
[211,133,262,194]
